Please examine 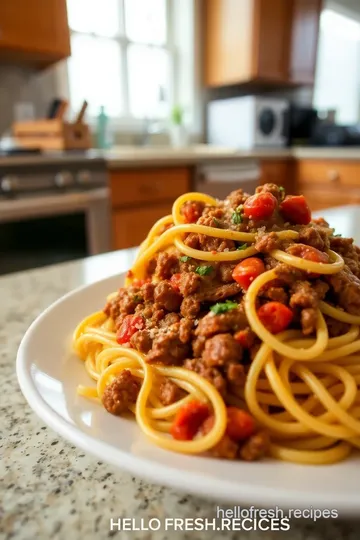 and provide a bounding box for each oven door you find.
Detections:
[0,188,110,275]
